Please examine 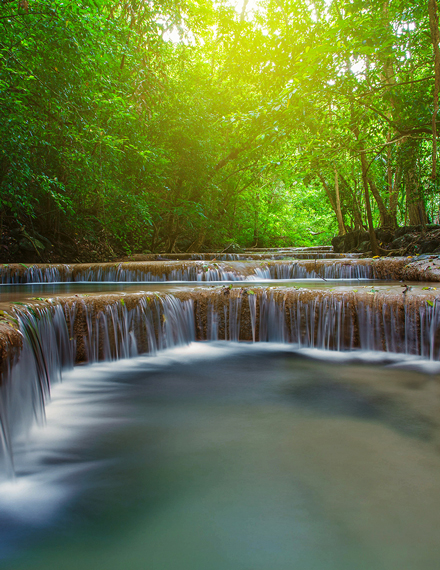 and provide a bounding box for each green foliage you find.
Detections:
[0,0,438,257]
